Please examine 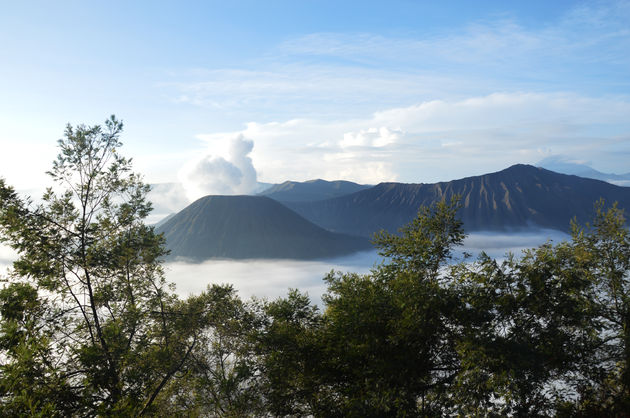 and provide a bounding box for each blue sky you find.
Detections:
[1,0,629,207]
